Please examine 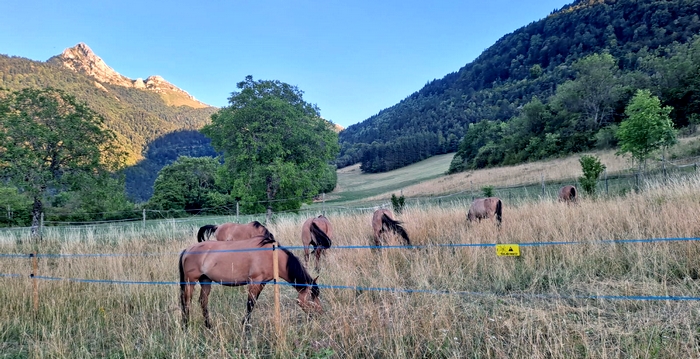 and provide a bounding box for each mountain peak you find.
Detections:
[53,43,133,87]
[49,43,210,108]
